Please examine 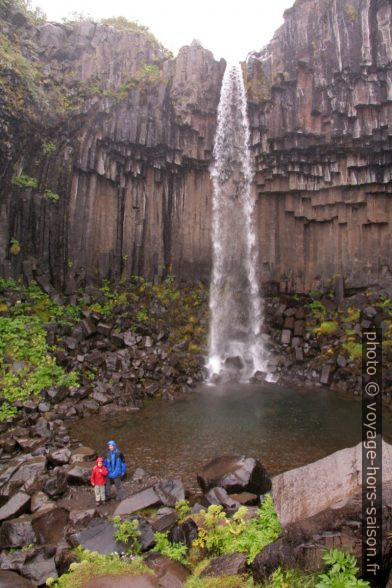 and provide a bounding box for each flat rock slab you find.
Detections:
[272,439,392,527]
[84,574,158,587]
[70,446,96,463]
[32,506,68,544]
[0,570,36,587]
[201,553,247,577]
[0,492,30,522]
[197,455,271,495]
[0,514,36,548]
[114,487,161,516]
[154,479,185,507]
[145,553,189,587]
[76,518,124,554]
